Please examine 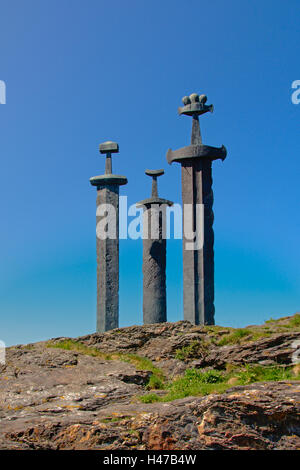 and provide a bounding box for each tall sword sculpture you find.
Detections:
[166,93,227,325]
[90,141,127,332]
[137,170,173,324]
